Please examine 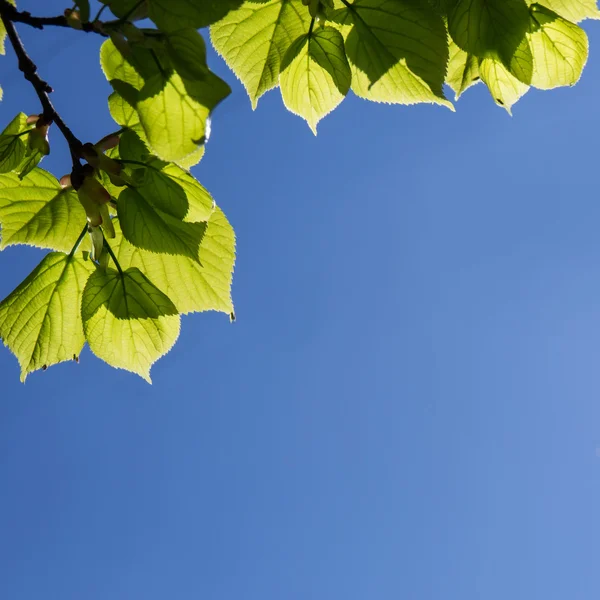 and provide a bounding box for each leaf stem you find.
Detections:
[92,4,108,23]
[69,225,89,258]
[308,17,316,37]
[0,5,84,170]
[119,0,145,23]
[103,237,124,276]
[340,0,354,8]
